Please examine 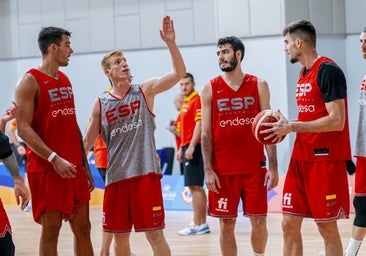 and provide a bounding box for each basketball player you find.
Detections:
[0,104,30,256]
[343,27,366,256]
[200,36,278,256]
[177,73,210,236]
[14,26,94,255]
[83,16,186,255]
[264,20,351,256]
